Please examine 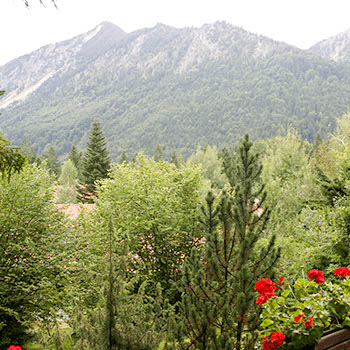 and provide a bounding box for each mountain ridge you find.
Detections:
[0,20,301,110]
[1,21,350,160]
[310,28,350,63]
